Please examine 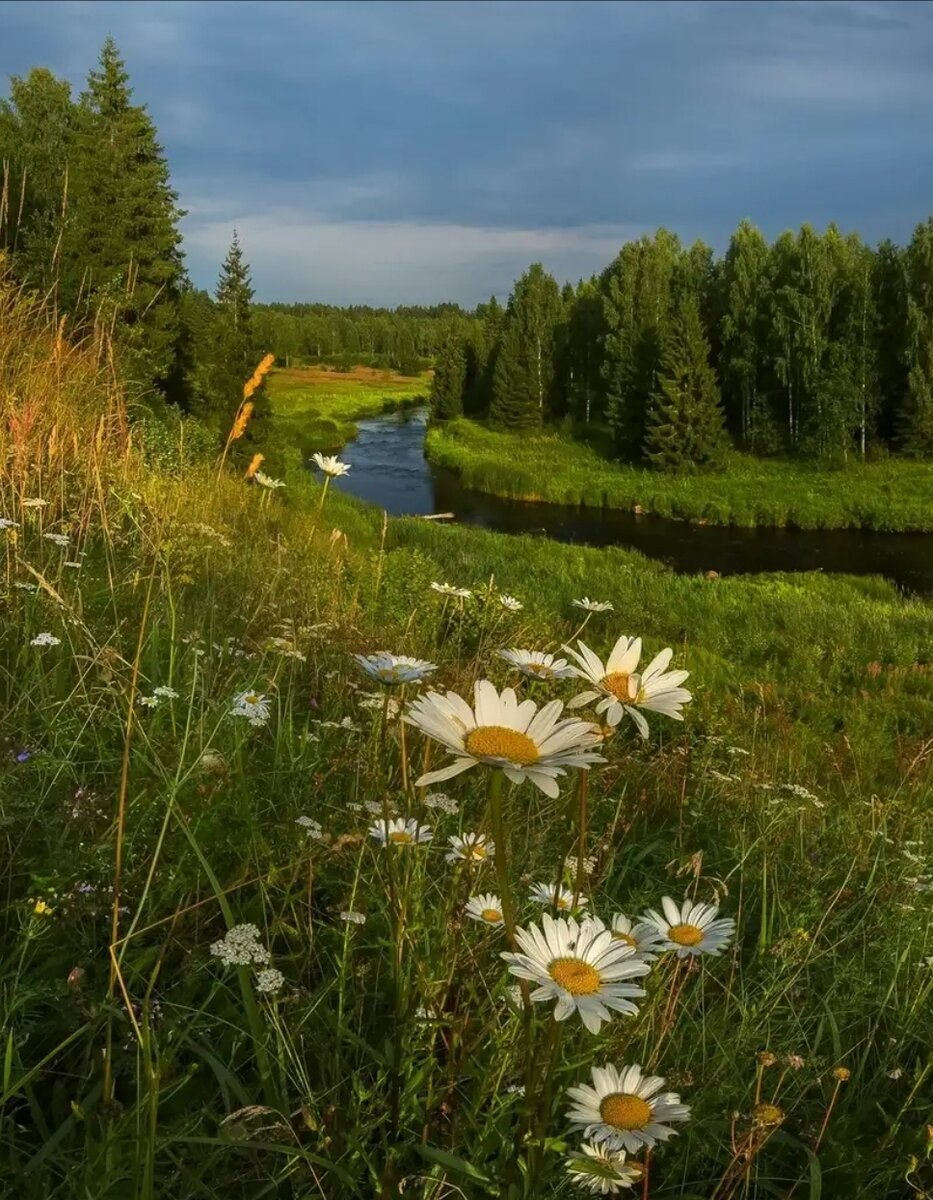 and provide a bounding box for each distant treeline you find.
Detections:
[431,223,933,467]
